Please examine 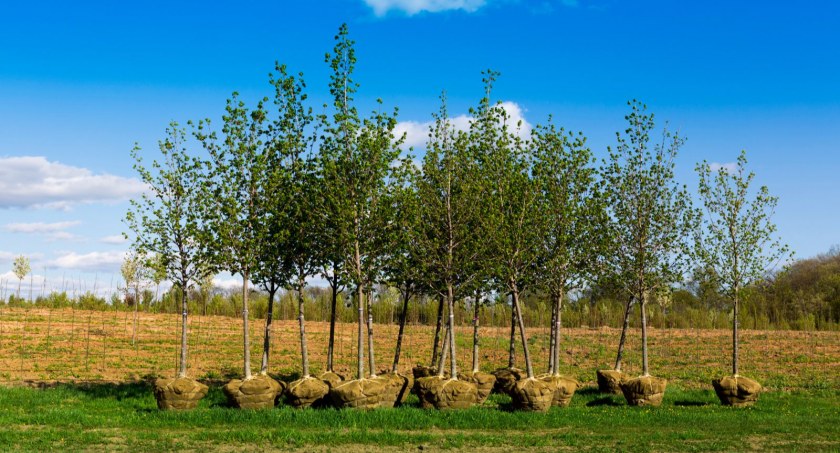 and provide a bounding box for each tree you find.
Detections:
[126,123,212,379]
[319,24,404,381]
[147,253,168,306]
[477,73,544,381]
[696,150,790,377]
[601,101,696,383]
[284,126,321,380]
[382,159,425,374]
[194,93,270,381]
[121,249,149,346]
[531,122,604,376]
[251,63,314,376]
[12,255,30,301]
[414,92,485,379]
